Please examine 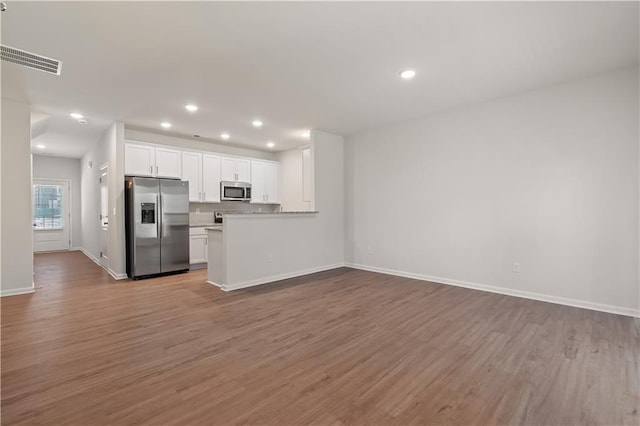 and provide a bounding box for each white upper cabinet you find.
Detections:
[125,142,180,179]
[251,160,279,204]
[265,162,279,204]
[236,159,251,182]
[202,154,221,202]
[154,147,181,178]
[250,161,266,203]
[124,143,155,176]
[181,152,202,202]
[126,141,277,204]
[221,157,251,182]
[181,152,221,203]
